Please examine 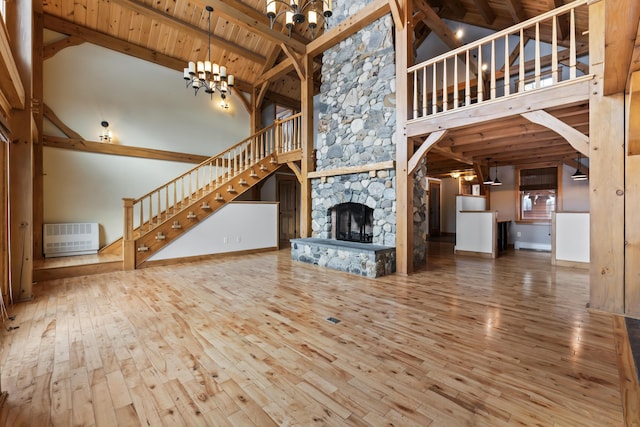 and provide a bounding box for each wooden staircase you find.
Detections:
[115,114,302,269]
